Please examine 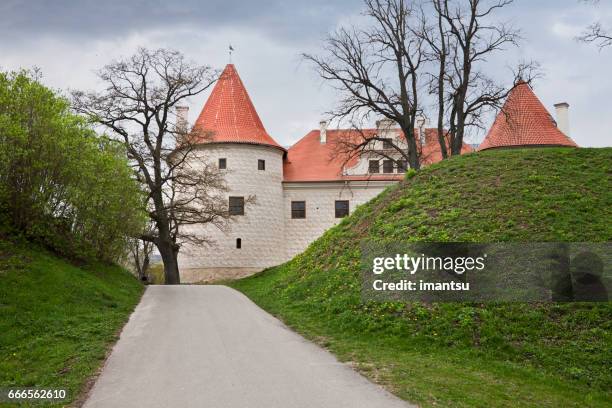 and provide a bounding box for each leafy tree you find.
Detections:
[0,70,145,261]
